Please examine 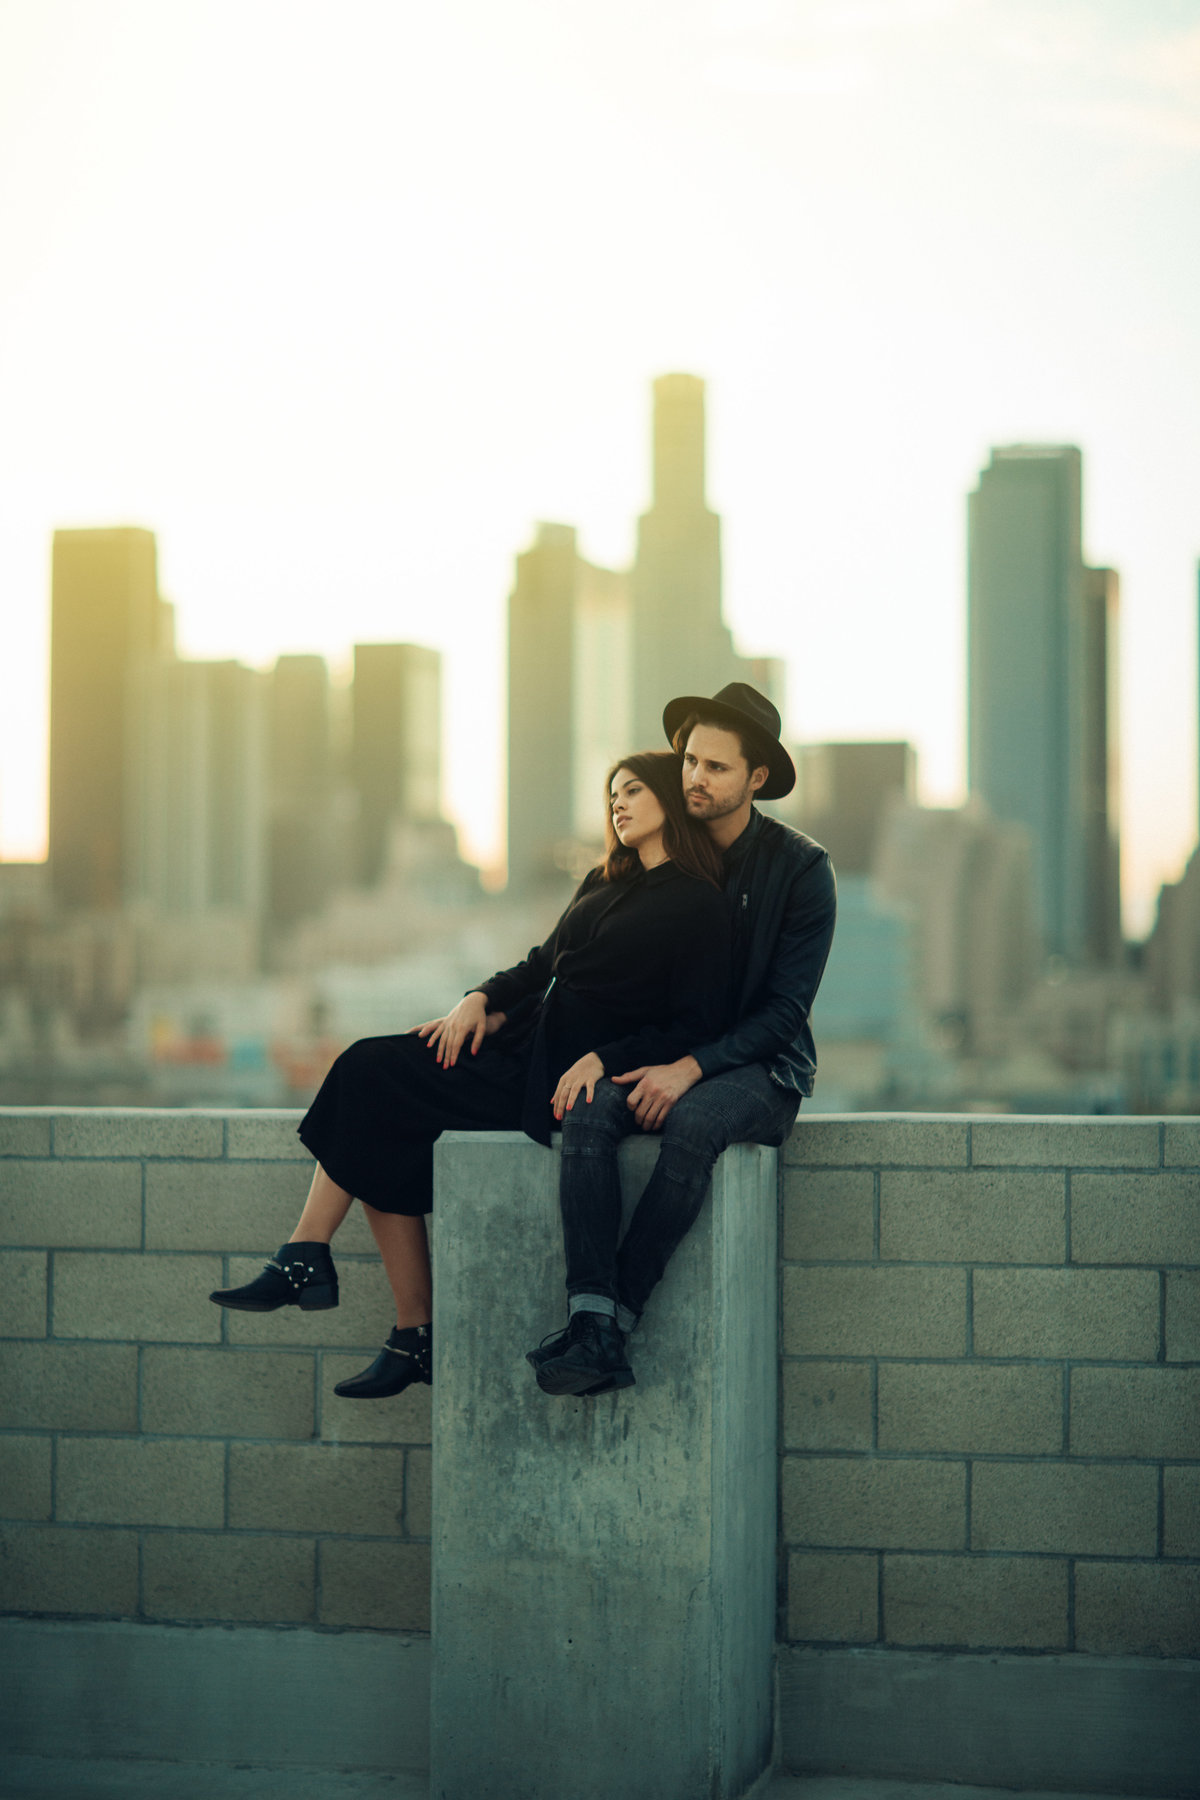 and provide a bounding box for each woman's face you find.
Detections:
[610,766,667,858]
